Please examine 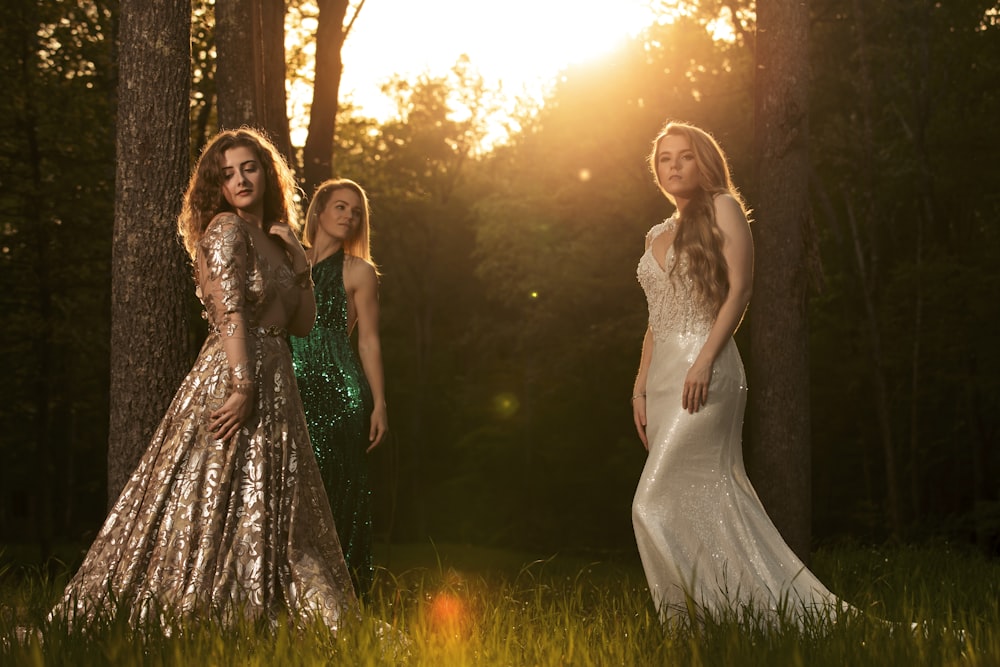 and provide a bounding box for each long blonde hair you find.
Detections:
[177,127,299,259]
[302,178,378,271]
[649,121,749,315]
